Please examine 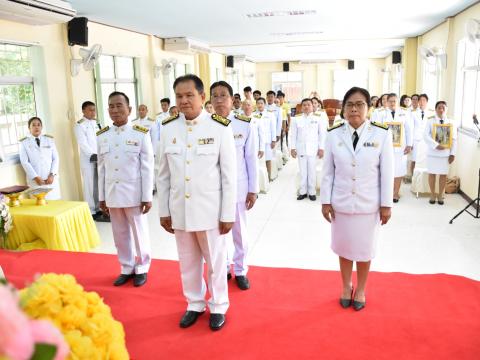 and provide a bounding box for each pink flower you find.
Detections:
[29,320,69,360]
[0,286,35,360]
